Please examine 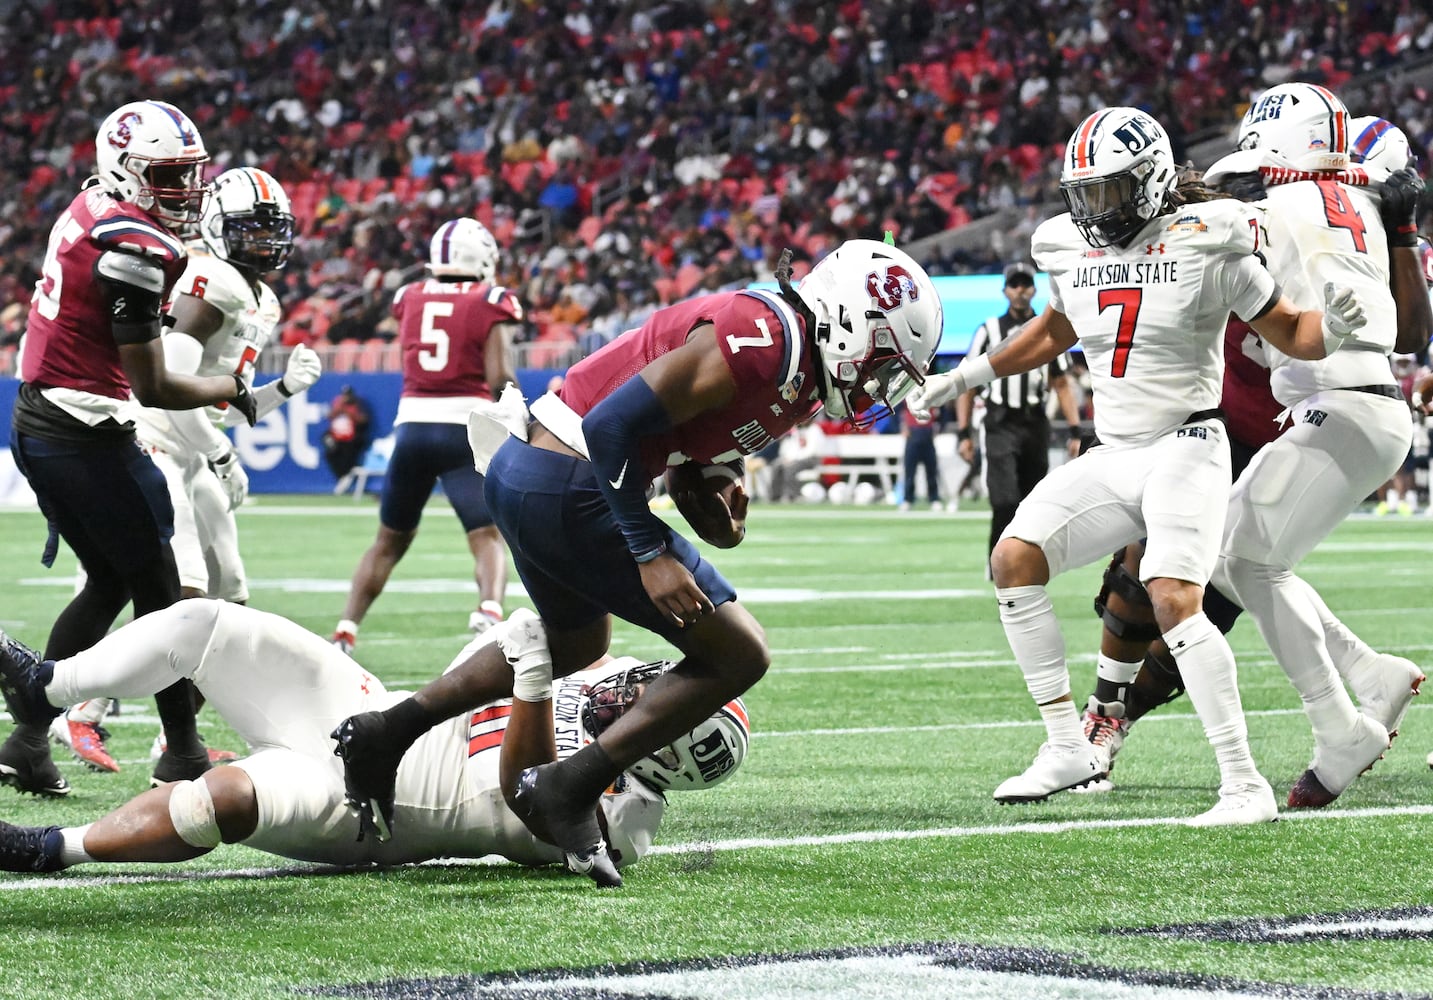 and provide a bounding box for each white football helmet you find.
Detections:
[94,100,209,231]
[795,239,942,427]
[200,167,295,274]
[1348,116,1412,173]
[428,218,500,281]
[581,659,750,792]
[1237,83,1350,172]
[1060,107,1176,249]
